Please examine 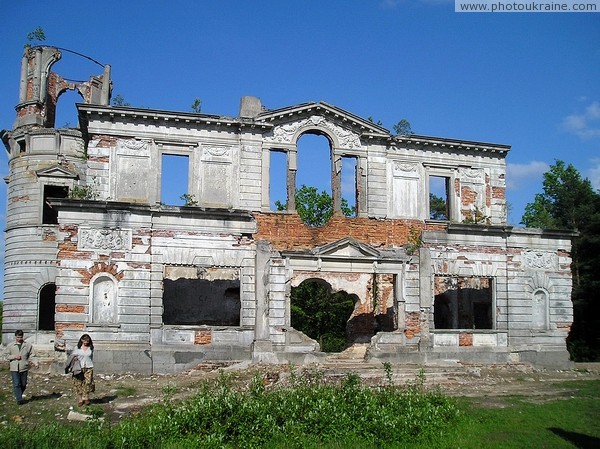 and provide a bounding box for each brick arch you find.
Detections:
[75,261,124,285]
